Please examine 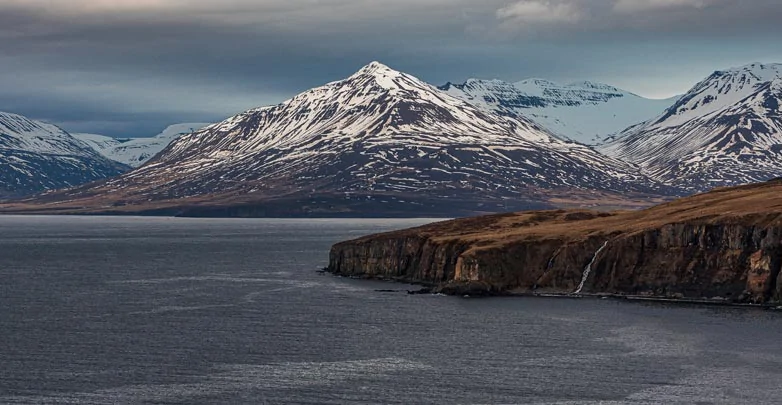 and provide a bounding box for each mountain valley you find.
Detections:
[1,62,781,216]
[74,123,212,168]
